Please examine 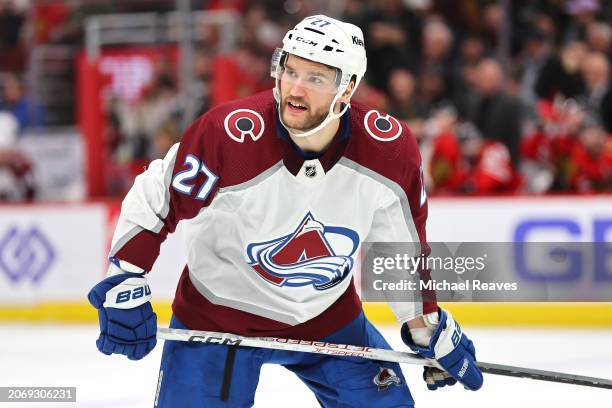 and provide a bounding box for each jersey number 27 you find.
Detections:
[172,154,219,201]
